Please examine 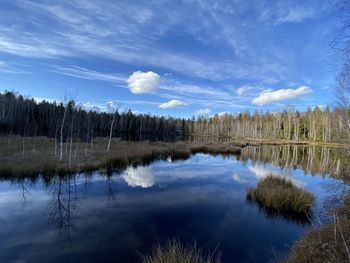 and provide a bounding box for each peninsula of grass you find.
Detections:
[0,136,241,178]
[139,239,221,263]
[247,175,315,214]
